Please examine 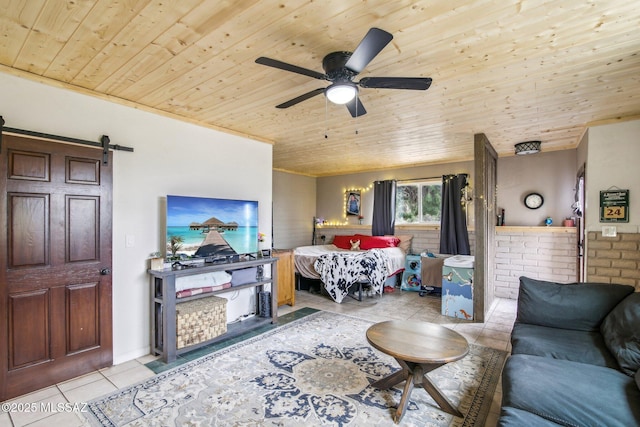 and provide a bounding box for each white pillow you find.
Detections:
[175,271,232,292]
